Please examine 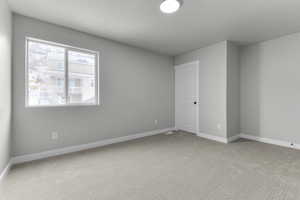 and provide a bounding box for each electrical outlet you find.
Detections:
[51,132,59,140]
[217,124,222,130]
[154,120,158,125]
